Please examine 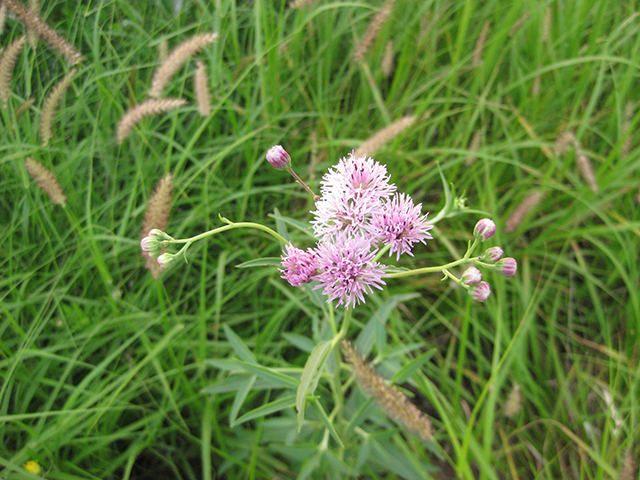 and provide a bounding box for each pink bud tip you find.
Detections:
[468,281,491,302]
[461,266,482,285]
[482,246,504,263]
[474,218,496,241]
[266,145,291,170]
[496,257,517,277]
